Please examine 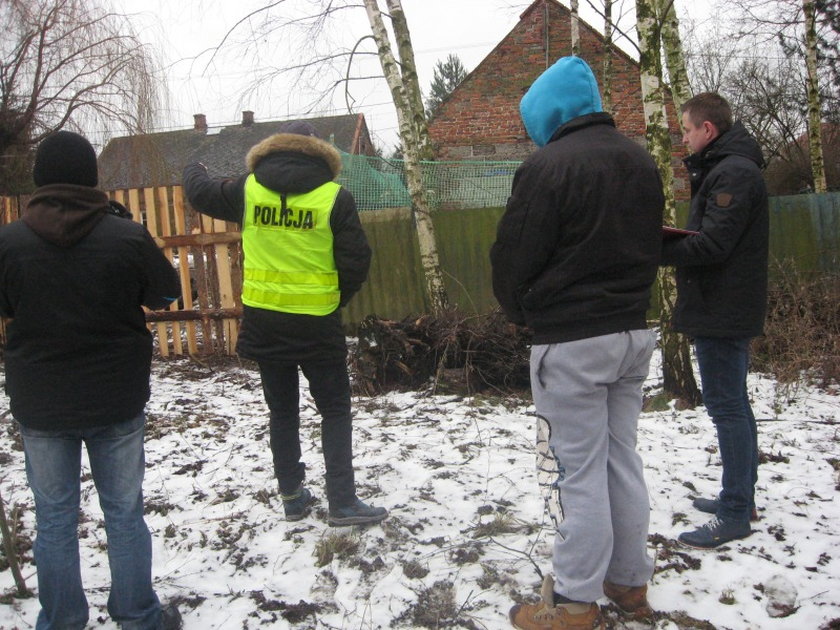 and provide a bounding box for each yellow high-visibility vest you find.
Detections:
[242,175,341,315]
